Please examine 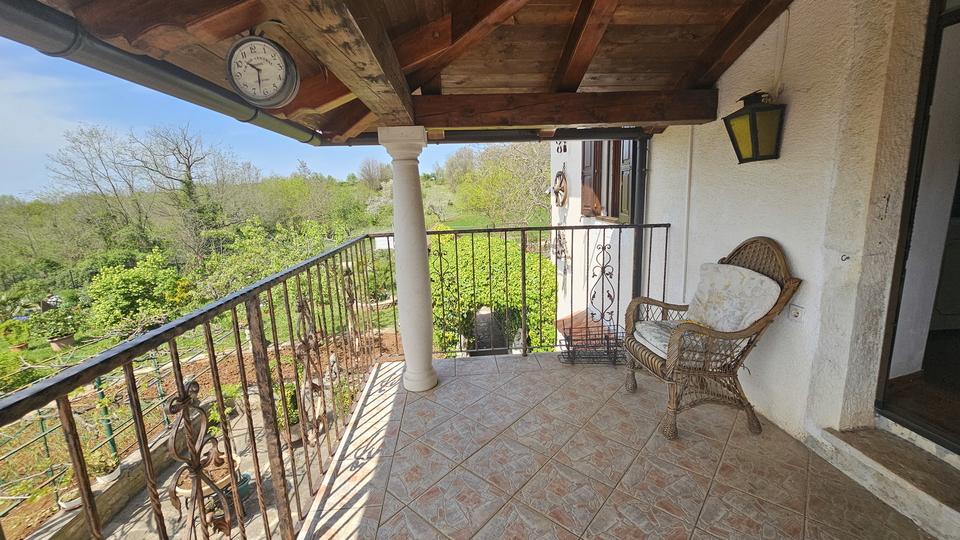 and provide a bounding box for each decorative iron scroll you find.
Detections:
[588,241,616,323]
[165,380,231,539]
